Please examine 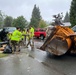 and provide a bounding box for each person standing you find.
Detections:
[20,29,26,46]
[26,26,34,50]
[29,26,34,49]
[10,27,22,53]
[22,29,27,46]
[26,28,31,48]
